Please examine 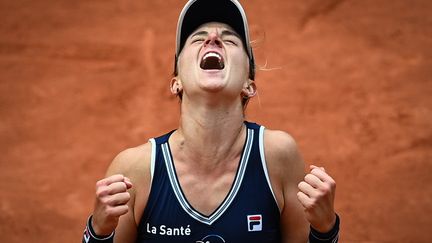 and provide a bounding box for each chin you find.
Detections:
[199,81,226,93]
[197,72,227,91]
